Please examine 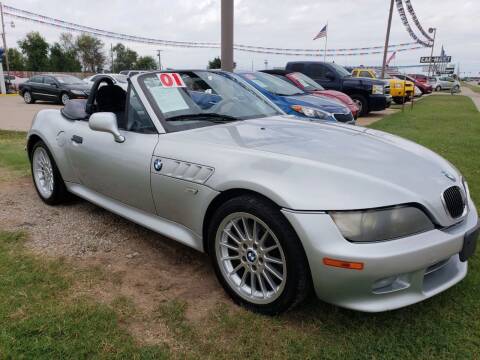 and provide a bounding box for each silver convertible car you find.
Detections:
[26,71,478,315]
